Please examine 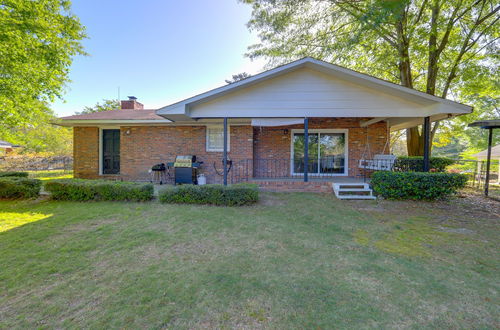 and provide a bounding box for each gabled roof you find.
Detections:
[60,109,164,121]
[472,144,500,159]
[156,57,472,121]
[0,140,21,148]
